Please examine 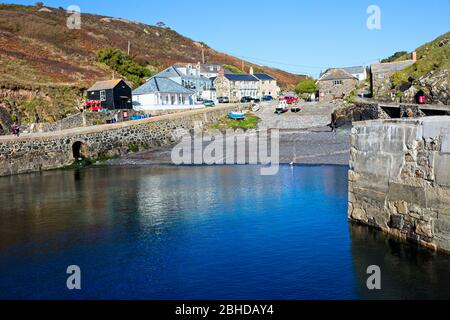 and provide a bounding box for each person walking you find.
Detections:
[11,123,20,137]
